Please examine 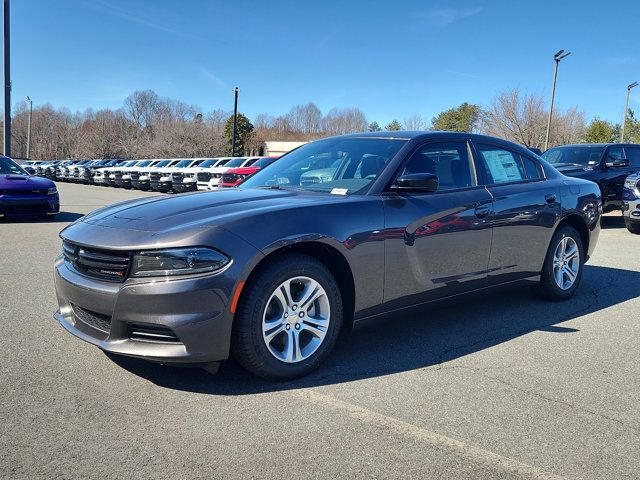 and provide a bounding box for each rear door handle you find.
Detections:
[474,206,490,218]
[545,194,556,204]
